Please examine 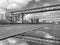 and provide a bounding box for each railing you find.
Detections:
[8,4,60,14]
